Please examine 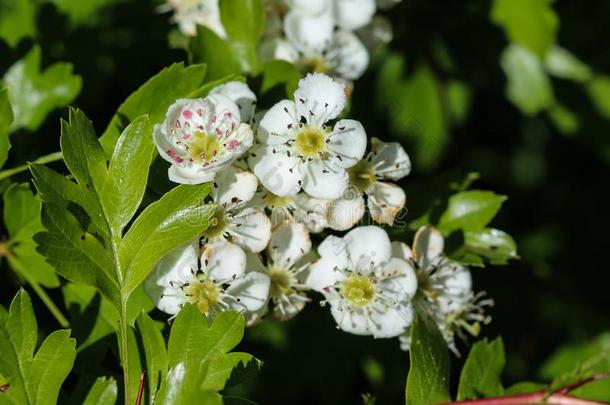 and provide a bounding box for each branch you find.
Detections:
[436,392,610,405]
